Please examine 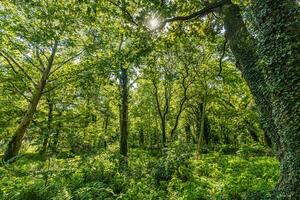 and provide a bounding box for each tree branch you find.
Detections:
[160,0,230,28]
[107,0,138,26]
[50,50,84,76]
[217,38,227,77]
[0,51,38,86]
[8,82,31,102]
